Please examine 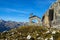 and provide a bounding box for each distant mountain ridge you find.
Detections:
[0,19,25,32]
